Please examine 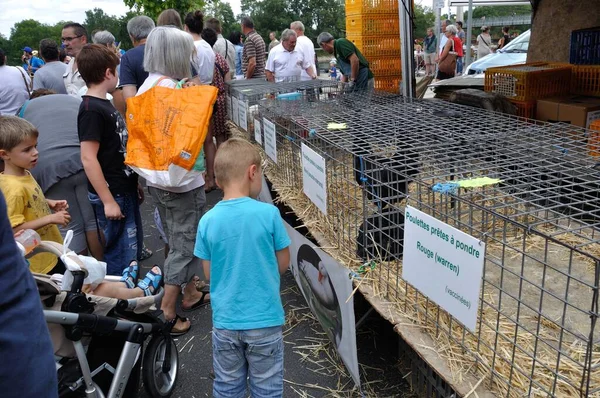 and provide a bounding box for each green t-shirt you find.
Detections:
[333,38,374,79]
